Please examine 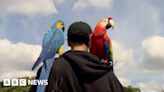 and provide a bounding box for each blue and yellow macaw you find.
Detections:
[31,20,65,92]
[32,20,64,70]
